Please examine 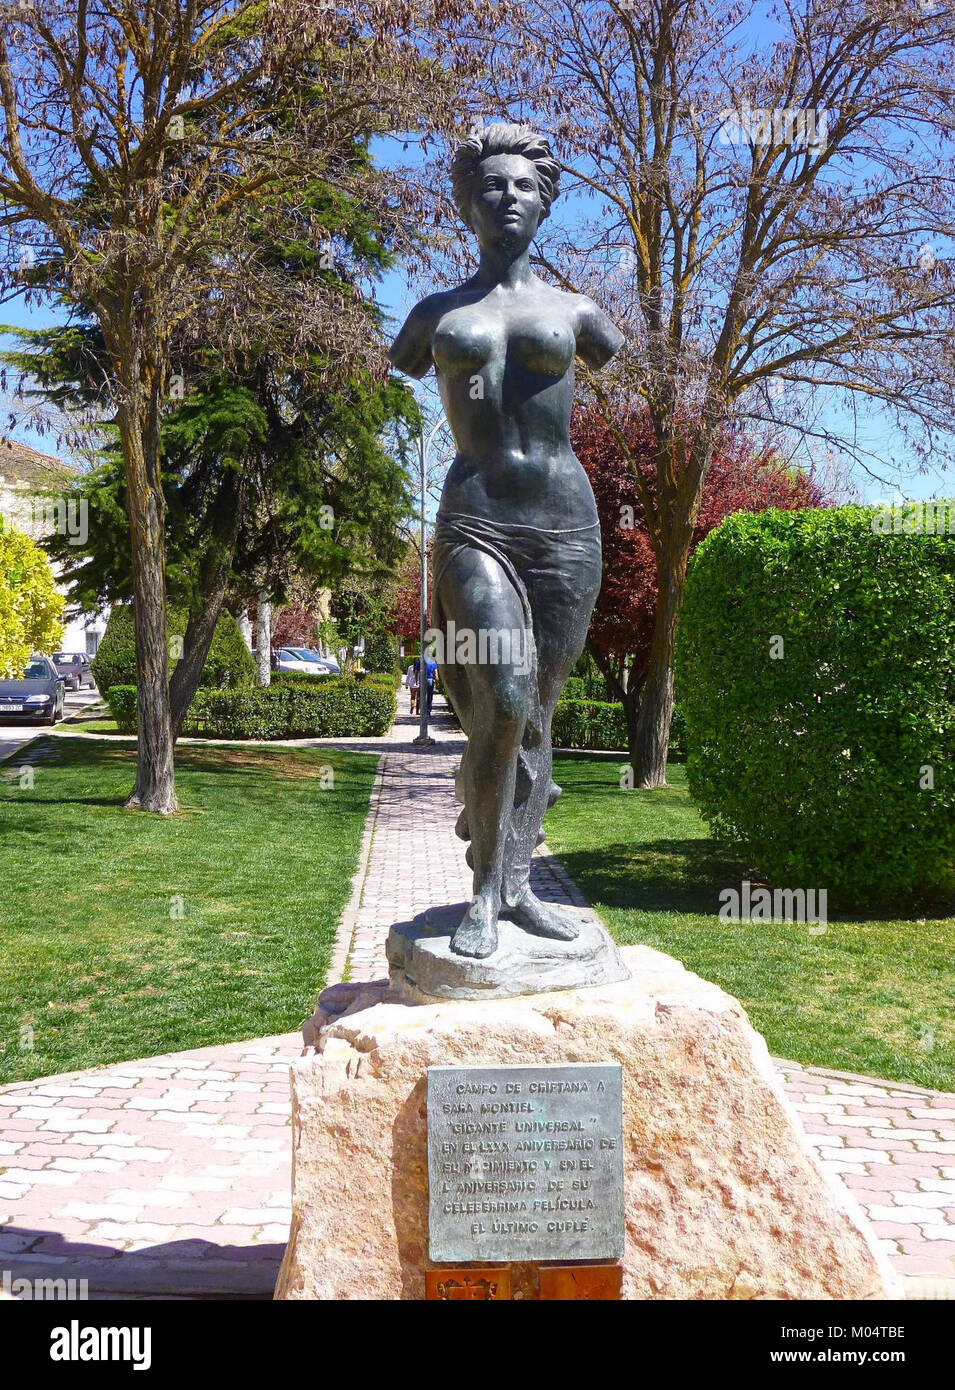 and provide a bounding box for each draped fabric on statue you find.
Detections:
[432,512,601,906]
